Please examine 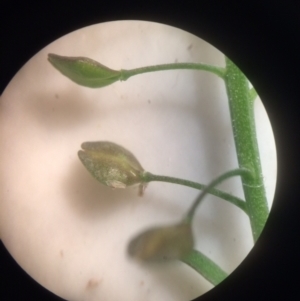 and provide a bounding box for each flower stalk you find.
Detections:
[141,172,247,213]
[183,168,250,223]
[120,62,225,80]
[78,141,248,213]
[182,249,228,286]
[48,54,226,88]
